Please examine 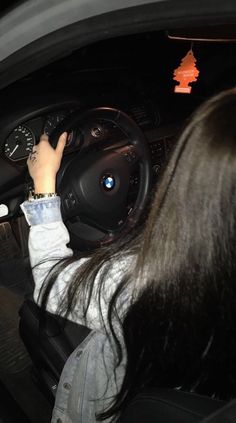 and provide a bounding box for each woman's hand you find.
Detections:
[27,133,67,193]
